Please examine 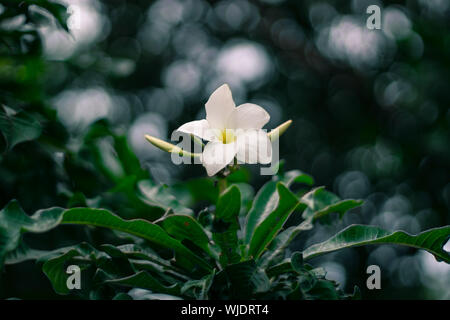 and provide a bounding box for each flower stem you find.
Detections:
[217,177,227,194]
